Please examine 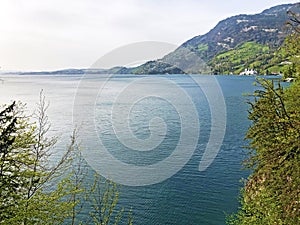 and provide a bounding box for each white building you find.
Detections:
[239,68,258,76]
